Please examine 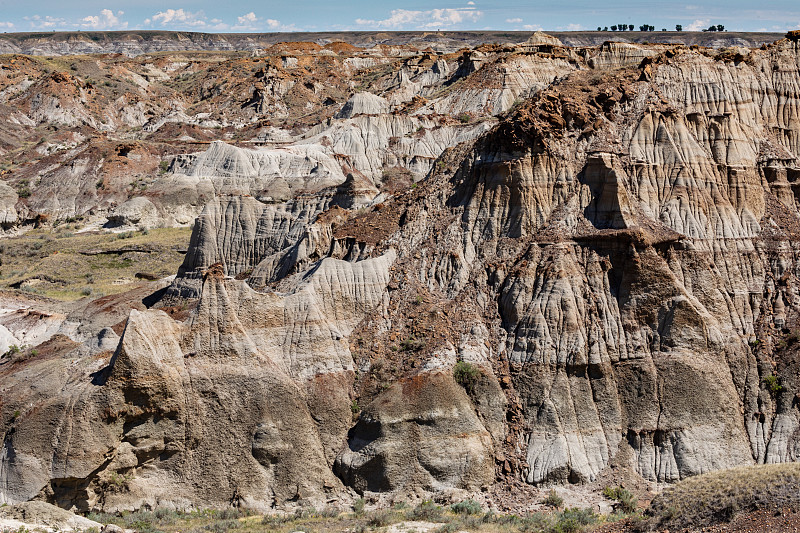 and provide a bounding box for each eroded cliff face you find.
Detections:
[3,35,800,511]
